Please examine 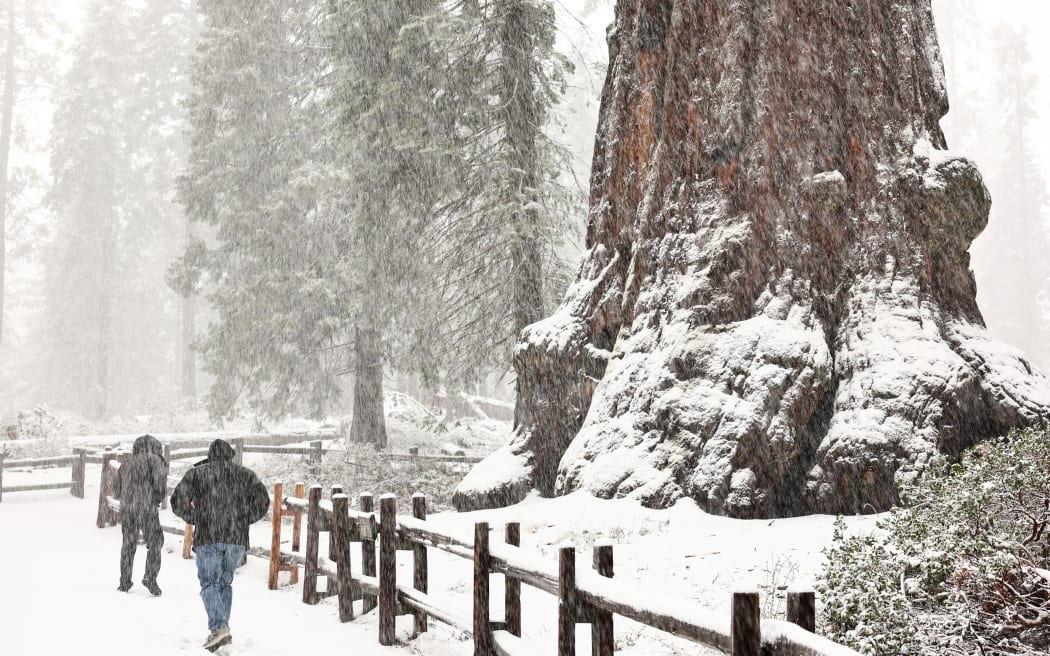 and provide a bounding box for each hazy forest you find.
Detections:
[0,0,1048,435]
